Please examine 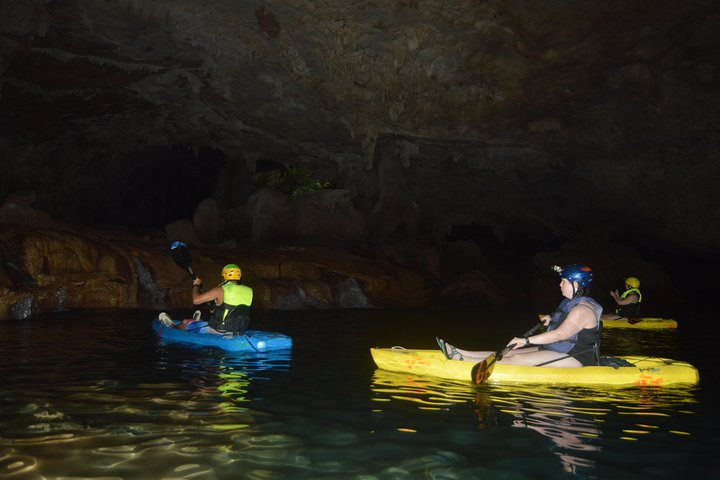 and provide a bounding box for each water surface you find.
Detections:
[0,306,717,479]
